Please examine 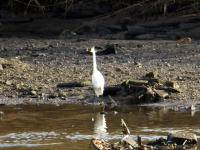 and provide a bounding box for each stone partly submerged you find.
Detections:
[146,132,198,150]
[52,71,182,105]
[167,132,197,145]
[104,72,181,104]
[90,119,198,150]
